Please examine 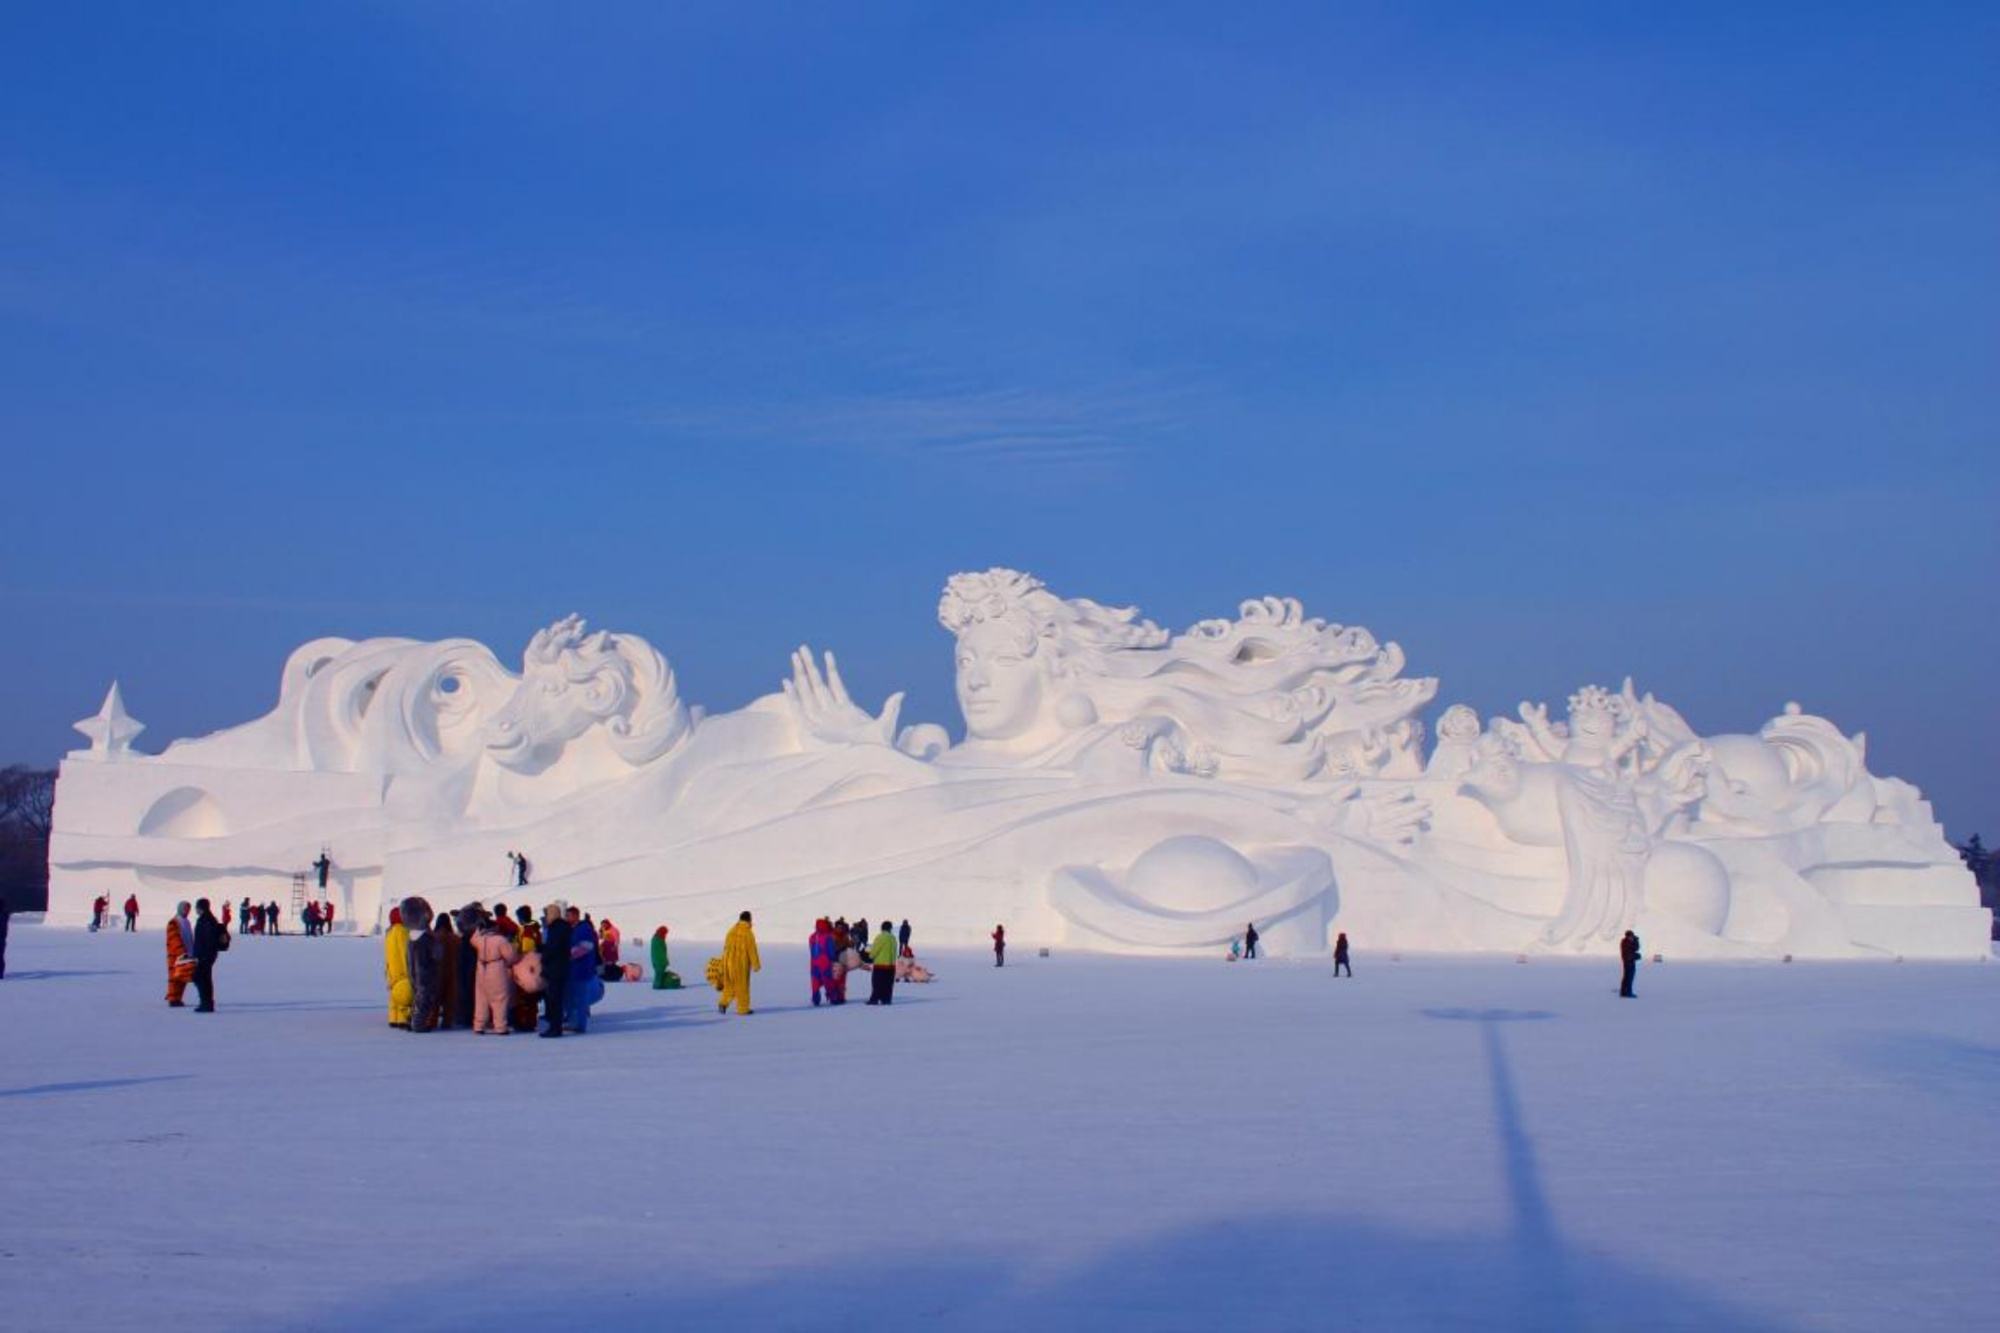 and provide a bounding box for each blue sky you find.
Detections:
[3,3,1994,835]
